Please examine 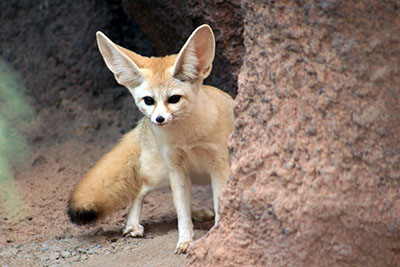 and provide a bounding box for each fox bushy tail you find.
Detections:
[67,129,141,225]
